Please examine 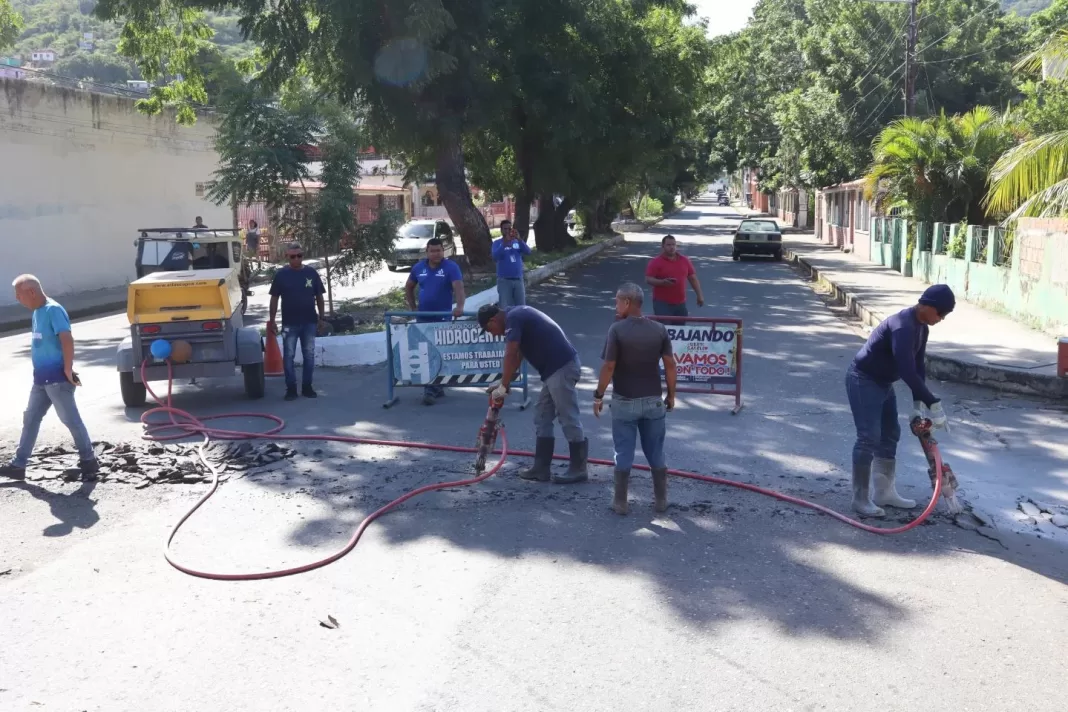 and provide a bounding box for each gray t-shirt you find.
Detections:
[602,316,672,398]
